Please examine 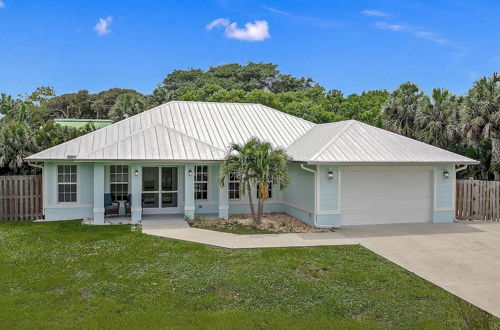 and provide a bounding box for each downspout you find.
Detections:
[27,161,44,169]
[300,164,317,225]
[456,164,468,173]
